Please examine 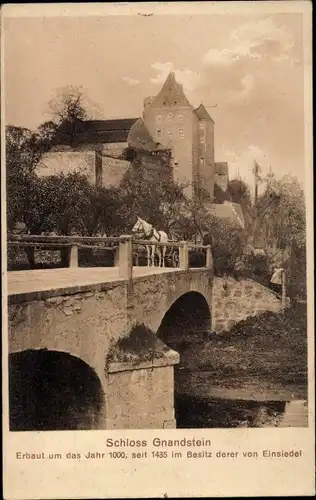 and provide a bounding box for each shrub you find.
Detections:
[106,323,169,364]
[204,219,246,276]
[242,252,272,287]
[189,248,205,268]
